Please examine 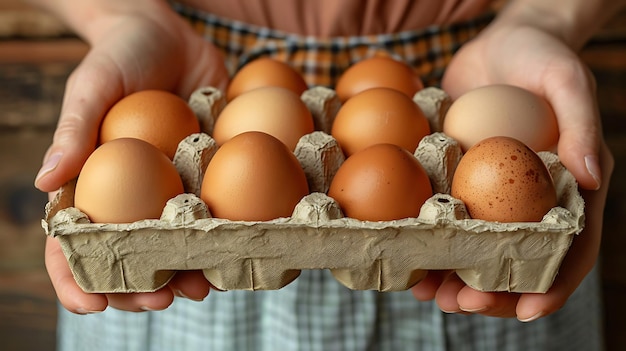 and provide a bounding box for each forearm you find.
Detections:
[494,0,626,50]
[23,0,174,44]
